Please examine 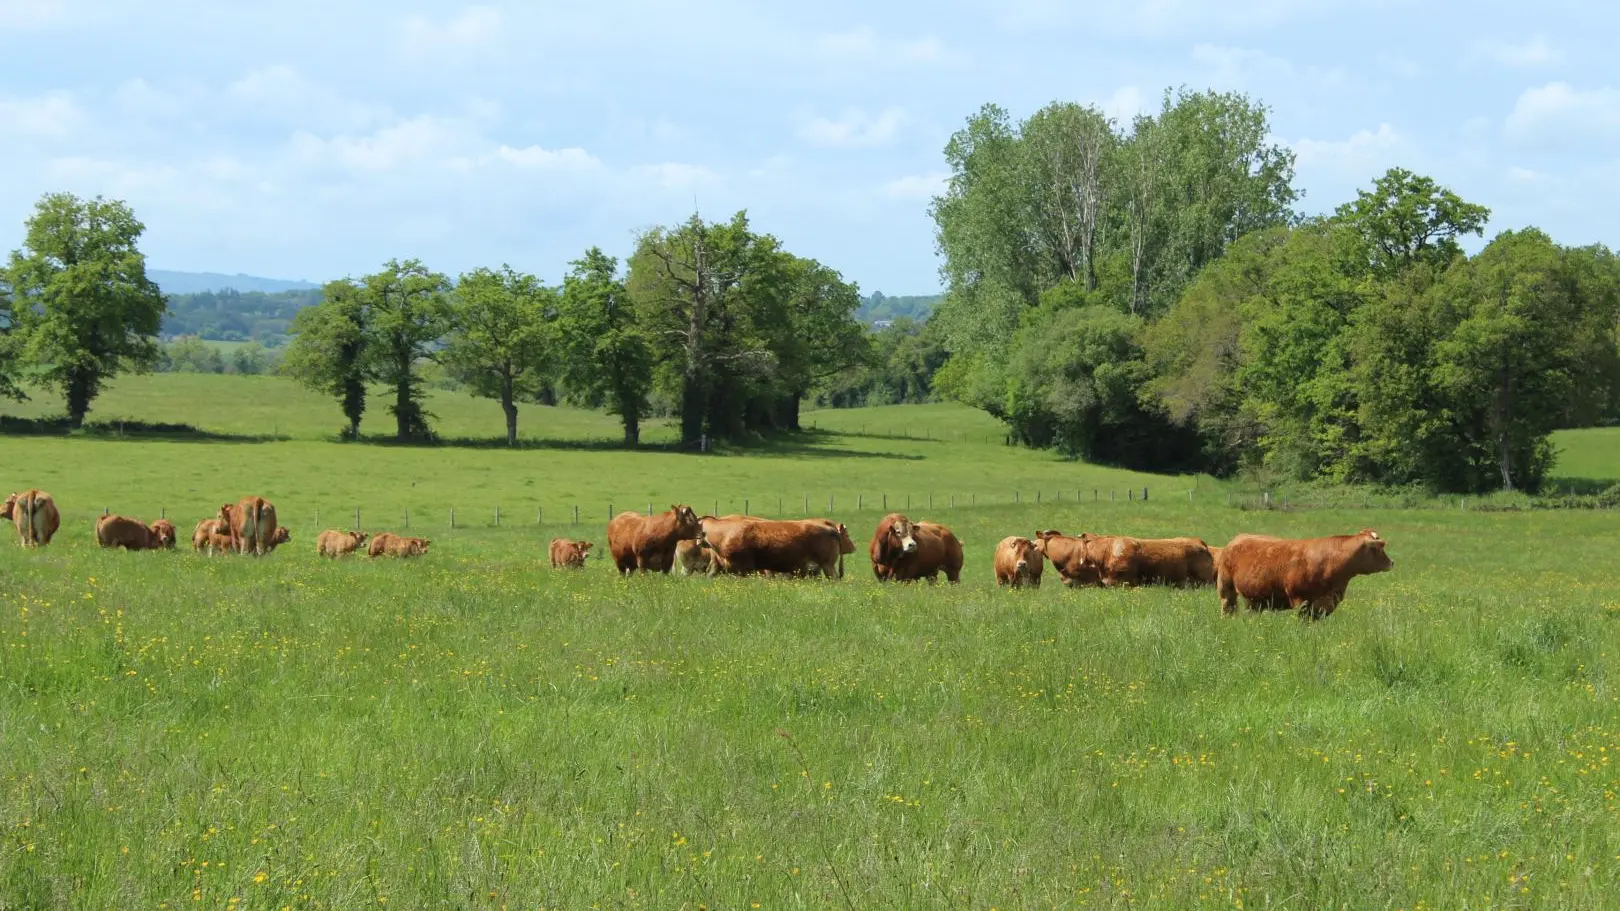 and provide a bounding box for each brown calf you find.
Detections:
[367,532,432,558]
[96,514,177,550]
[1077,535,1215,587]
[549,538,594,569]
[316,529,369,557]
[1216,529,1394,620]
[1033,531,1103,587]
